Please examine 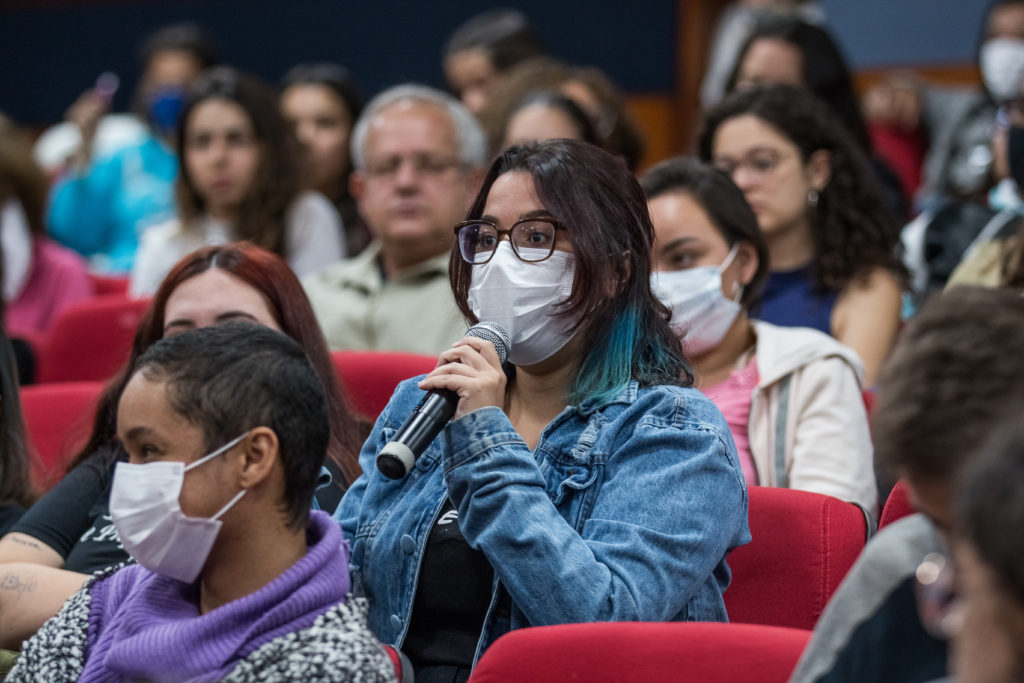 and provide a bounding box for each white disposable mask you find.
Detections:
[981,38,1024,103]
[651,245,742,357]
[1,198,33,302]
[109,432,249,583]
[467,241,577,366]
